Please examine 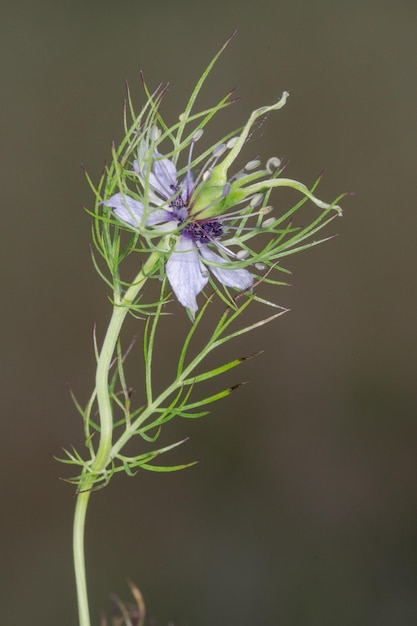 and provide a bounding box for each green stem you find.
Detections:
[72,249,162,626]
[73,487,92,626]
